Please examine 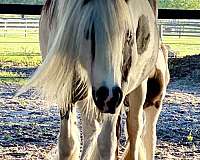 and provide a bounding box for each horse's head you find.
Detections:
[72,0,157,114]
[72,0,134,113]
[33,0,158,114]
